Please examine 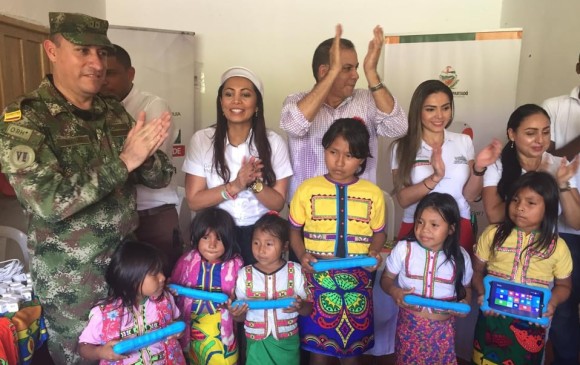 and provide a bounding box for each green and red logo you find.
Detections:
[439,66,459,89]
